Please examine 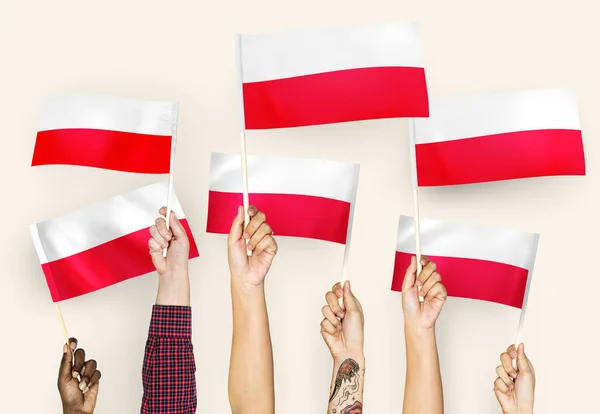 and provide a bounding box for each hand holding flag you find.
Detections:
[228,205,278,288]
[494,343,536,414]
[401,256,448,331]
